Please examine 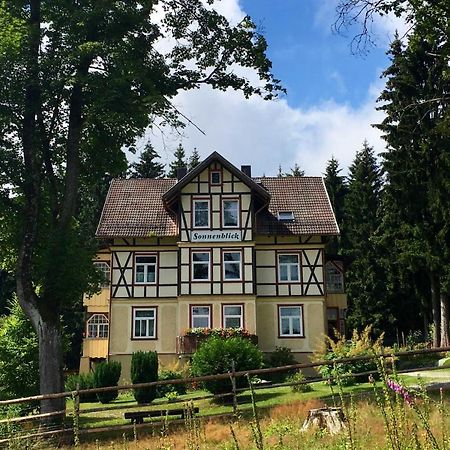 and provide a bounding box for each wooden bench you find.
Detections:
[124,407,200,424]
